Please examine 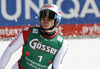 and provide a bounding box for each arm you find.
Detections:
[52,40,68,69]
[0,31,24,68]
